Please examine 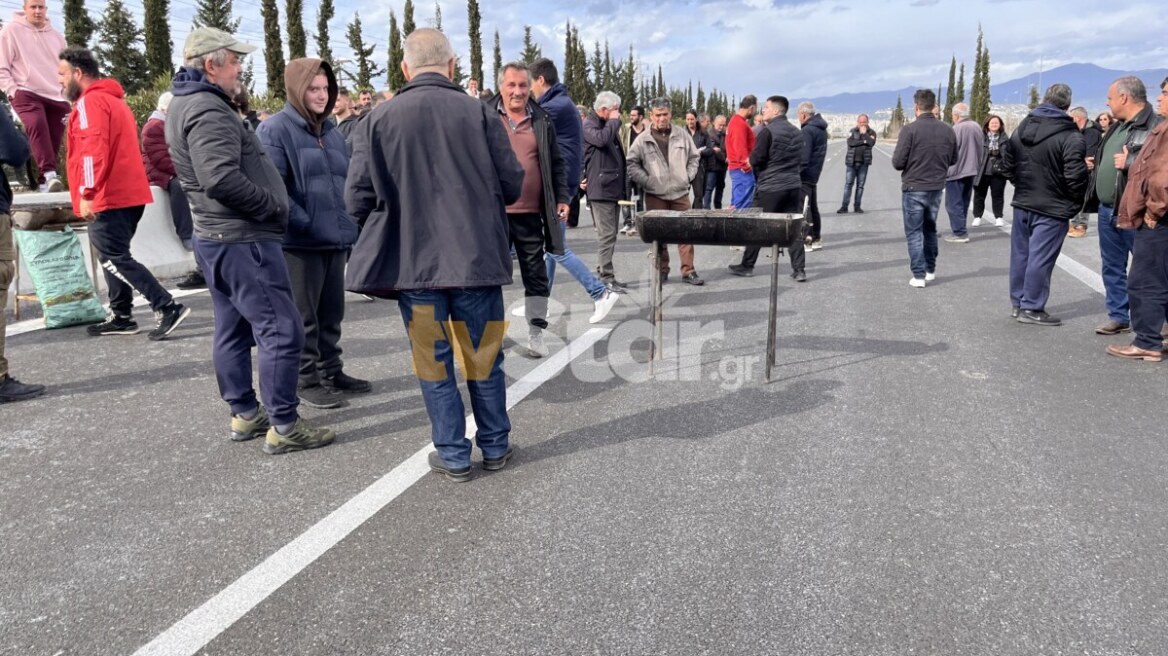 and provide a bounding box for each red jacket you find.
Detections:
[66,78,153,214]
[140,114,174,188]
[726,113,756,171]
